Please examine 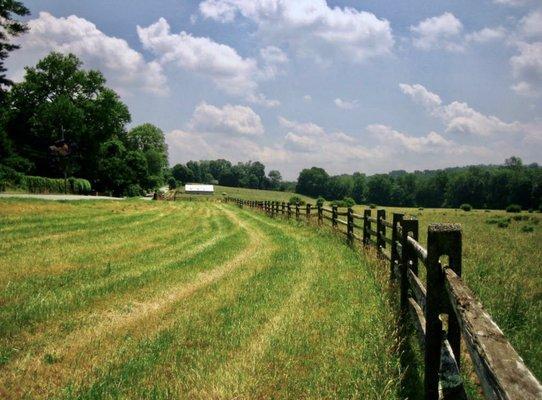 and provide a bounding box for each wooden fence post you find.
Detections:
[295,202,300,220]
[318,203,323,226]
[281,202,285,215]
[332,204,338,229]
[391,213,404,279]
[347,207,354,245]
[377,209,386,256]
[287,202,291,219]
[363,209,371,245]
[425,223,461,400]
[400,219,418,317]
[306,203,311,222]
